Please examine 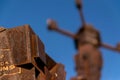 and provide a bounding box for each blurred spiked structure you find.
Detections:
[0,25,66,80]
[47,0,120,80]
